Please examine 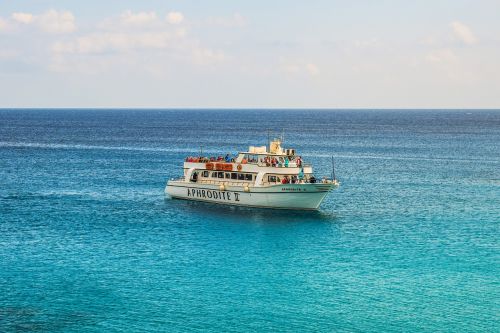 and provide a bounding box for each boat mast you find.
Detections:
[331,156,336,181]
